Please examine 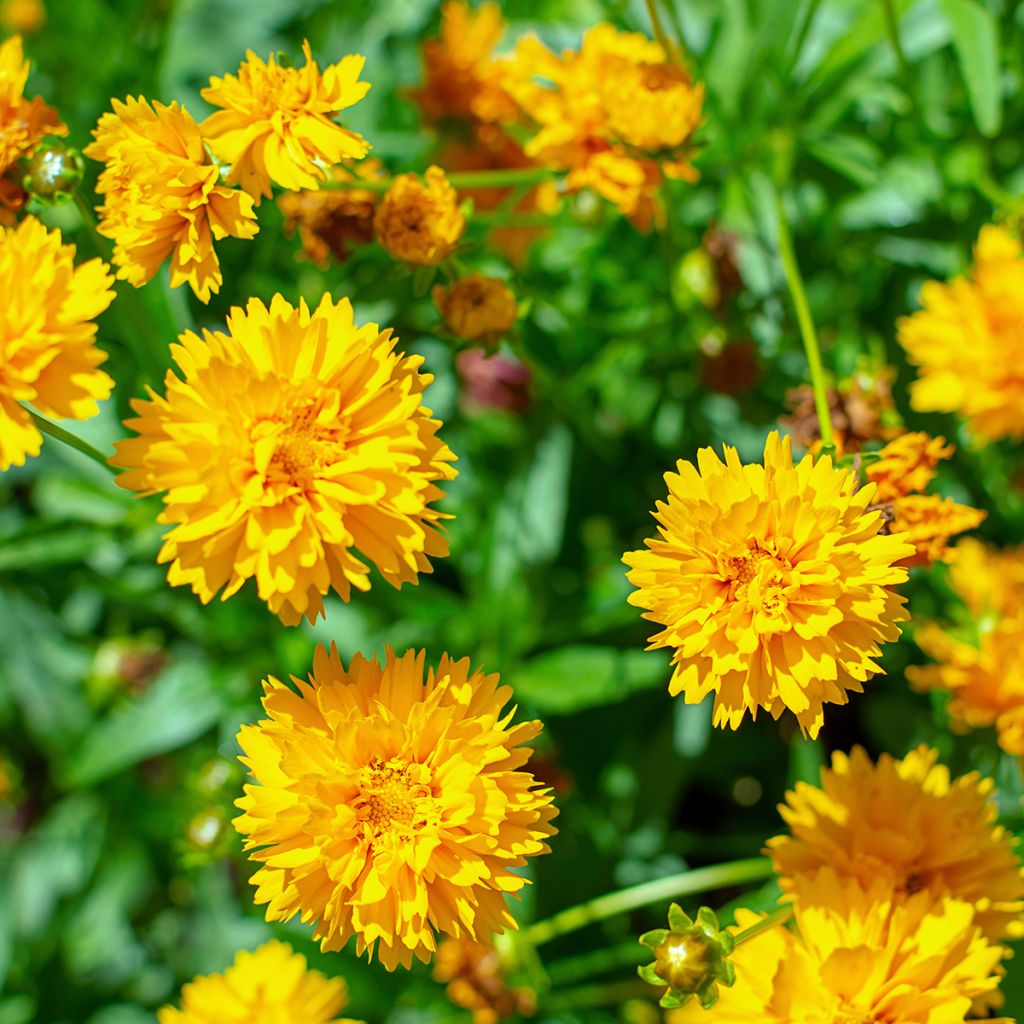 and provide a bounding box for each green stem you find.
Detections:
[520,857,773,947]
[880,0,915,108]
[547,940,646,987]
[320,166,556,193]
[976,173,1024,216]
[27,409,115,472]
[732,903,794,947]
[546,979,652,1012]
[645,0,678,61]
[786,0,824,71]
[773,190,833,447]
